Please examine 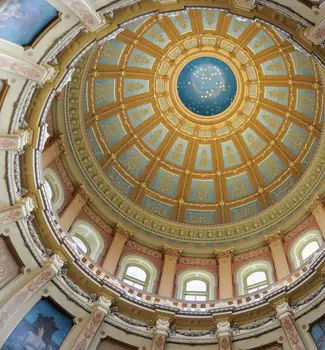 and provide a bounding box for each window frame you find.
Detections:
[183,277,209,301]
[298,239,320,264]
[122,264,149,290]
[244,269,269,294]
[71,233,91,255]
